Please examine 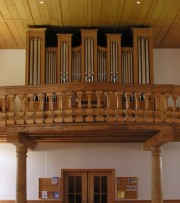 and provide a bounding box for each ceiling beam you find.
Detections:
[6,132,35,150]
[143,129,174,151]
[0,134,7,143]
